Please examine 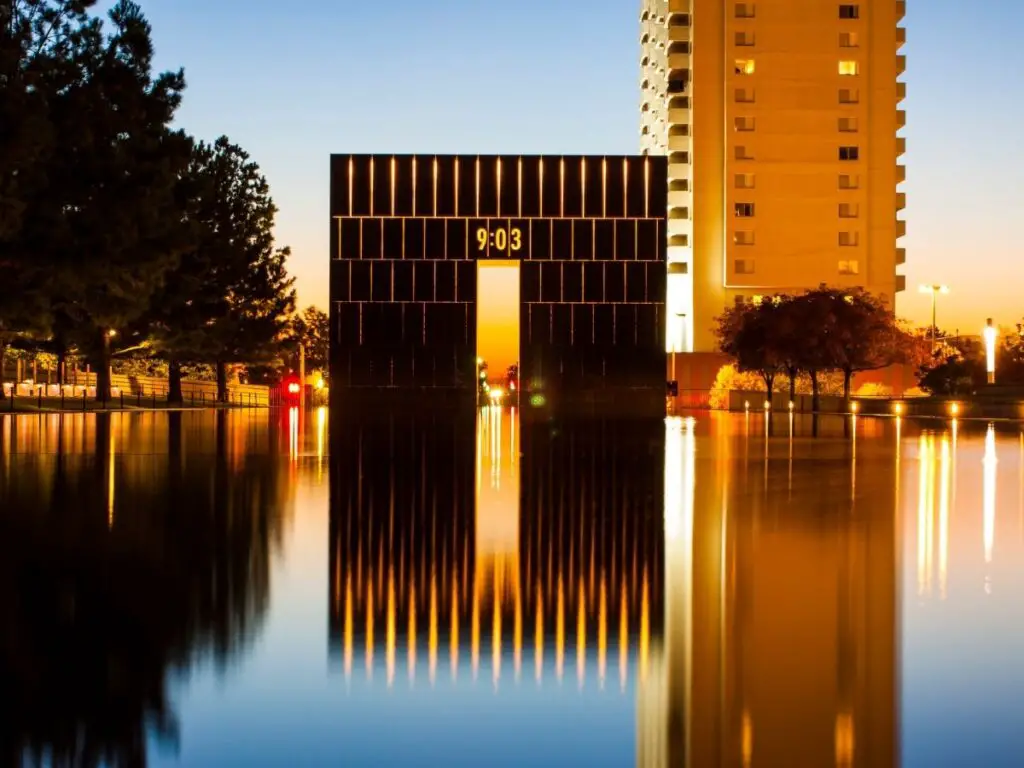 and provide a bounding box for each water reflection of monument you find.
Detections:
[328,408,665,687]
[639,416,898,768]
[328,410,898,766]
